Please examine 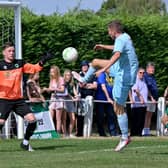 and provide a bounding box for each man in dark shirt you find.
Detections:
[76,61,97,136]
[142,62,158,136]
